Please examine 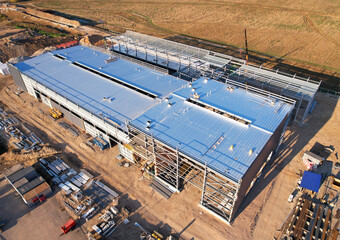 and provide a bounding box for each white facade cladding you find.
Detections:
[83,121,110,143]
[40,94,52,108]
[0,61,9,75]
[21,74,36,97]
[19,73,130,144]
[118,143,134,162]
